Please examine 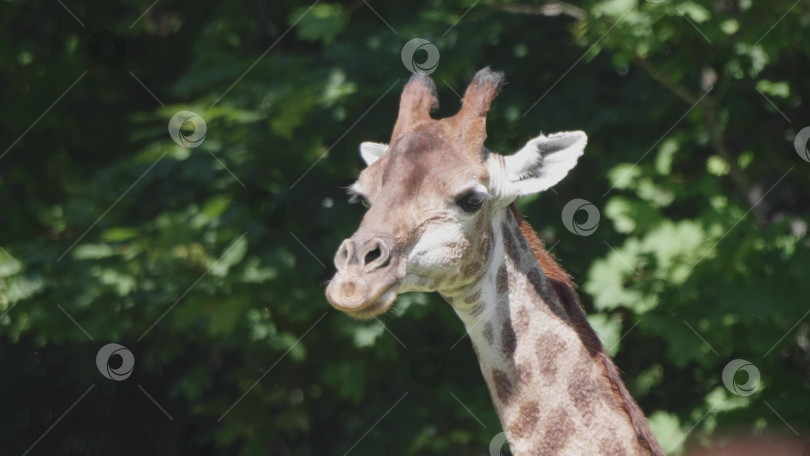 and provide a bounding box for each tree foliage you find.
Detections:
[2,0,809,454]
